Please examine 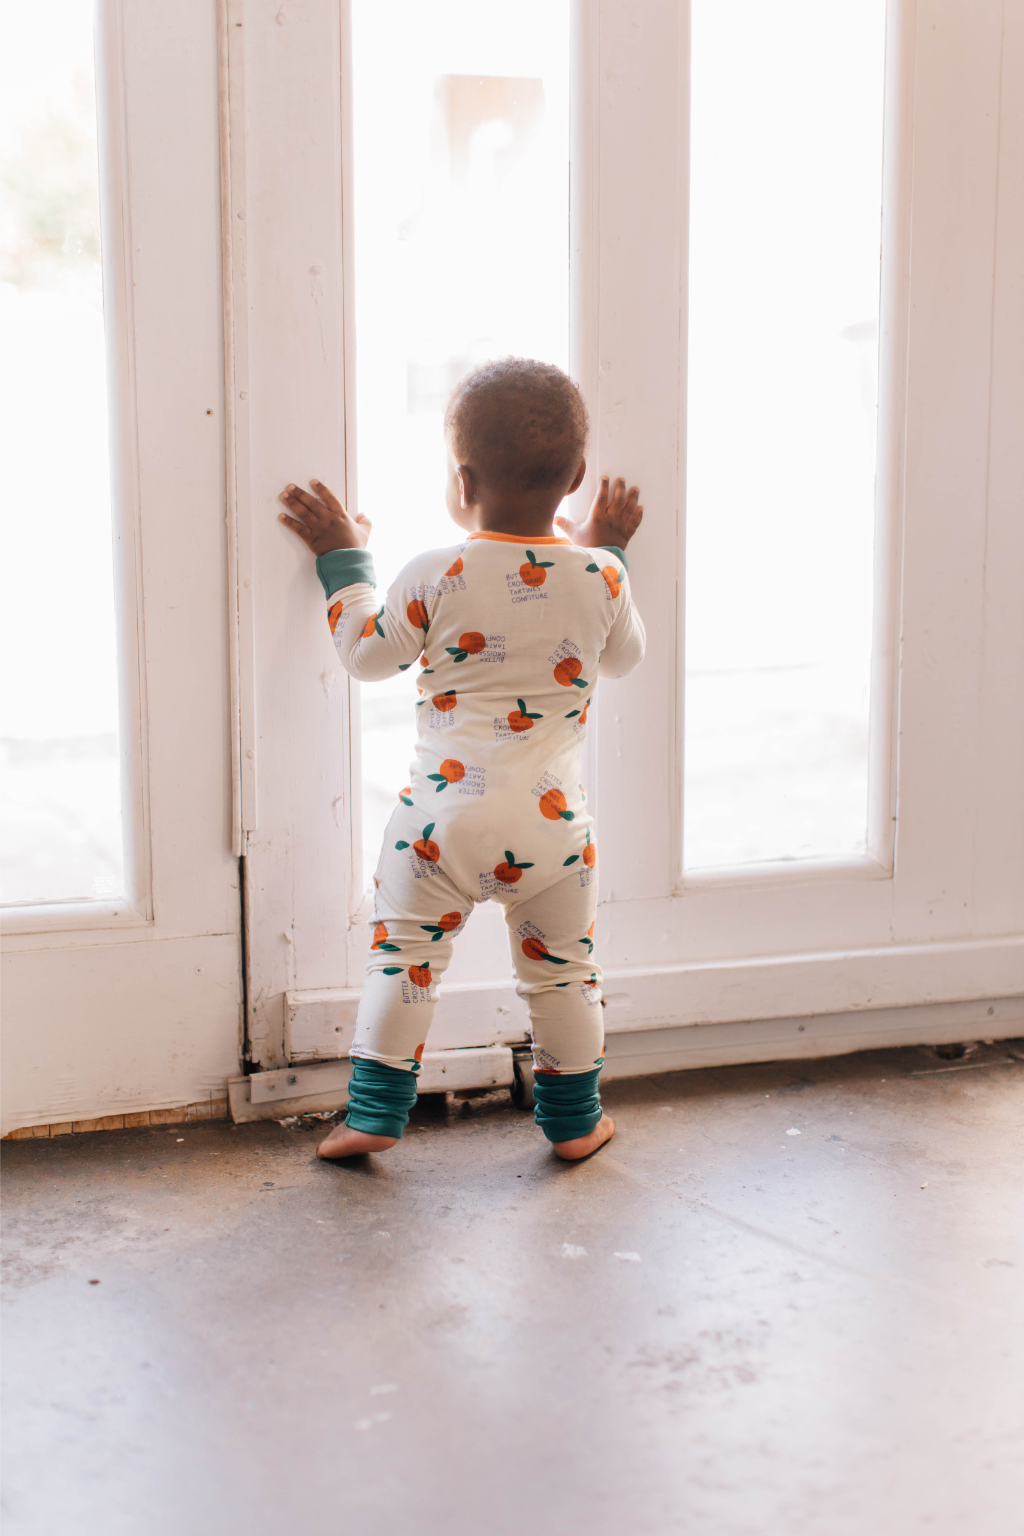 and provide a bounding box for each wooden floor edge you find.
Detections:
[3,1096,230,1140]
